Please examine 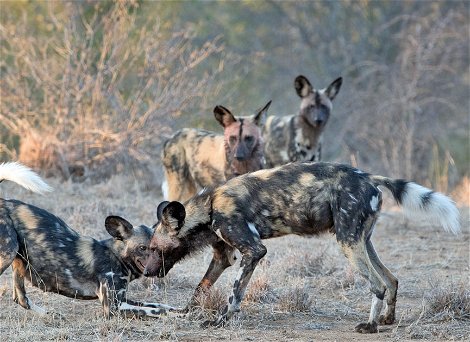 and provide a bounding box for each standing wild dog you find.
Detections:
[0,162,173,318]
[263,76,342,167]
[144,161,460,333]
[161,101,271,202]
